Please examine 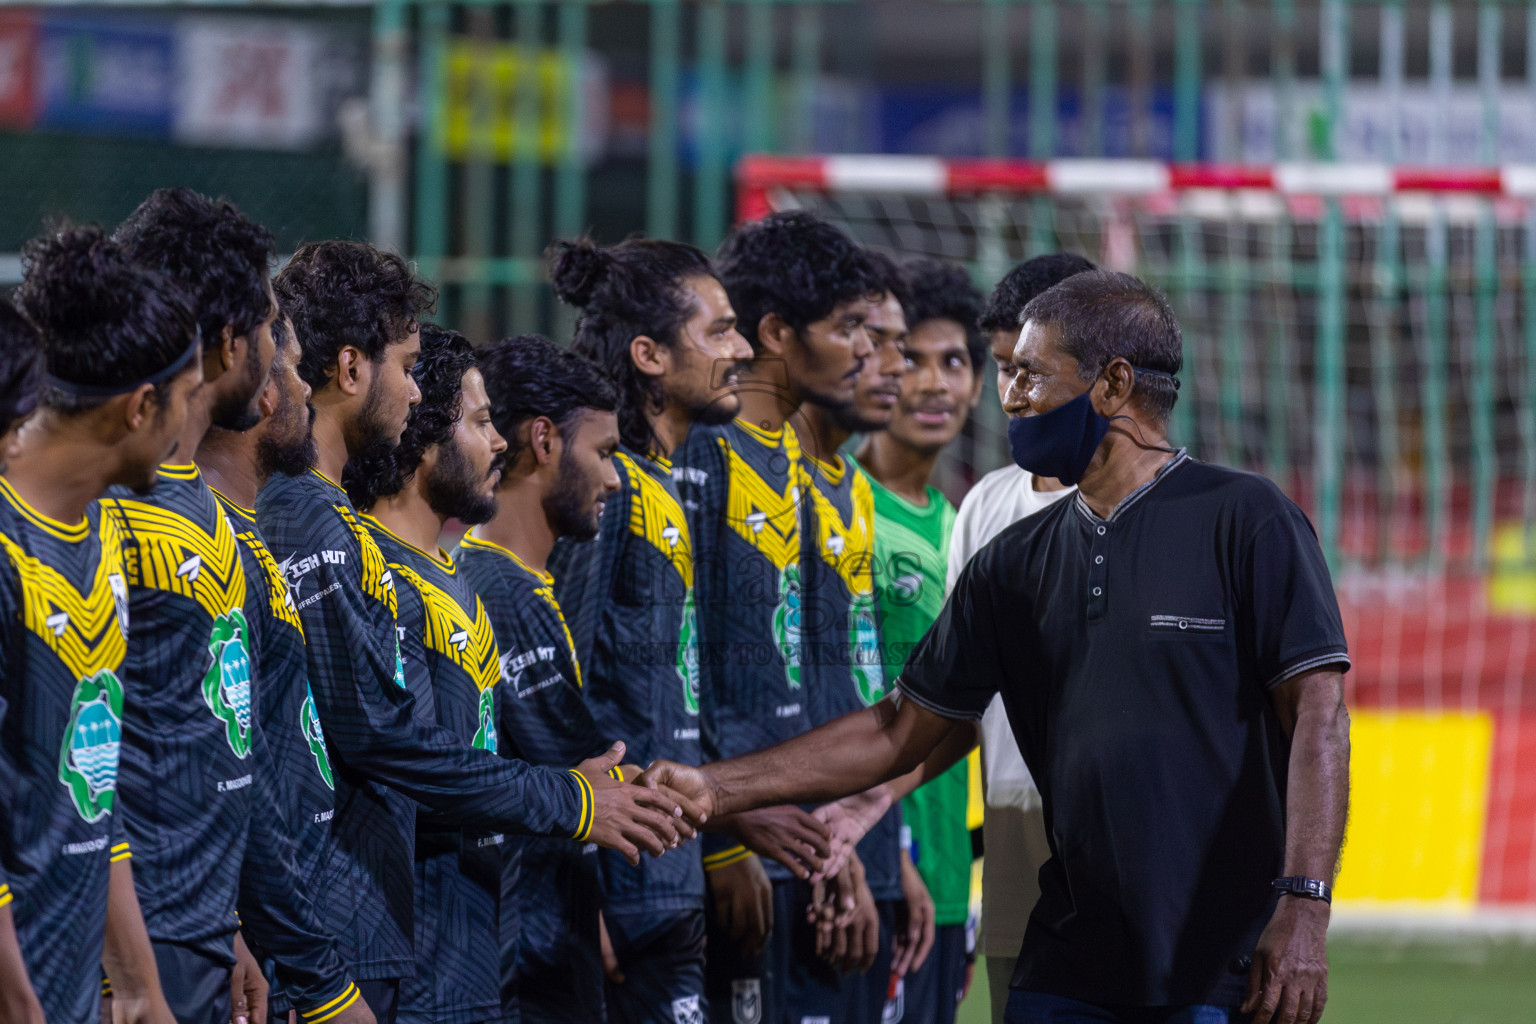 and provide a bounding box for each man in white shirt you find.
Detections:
[944,252,1093,1023]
